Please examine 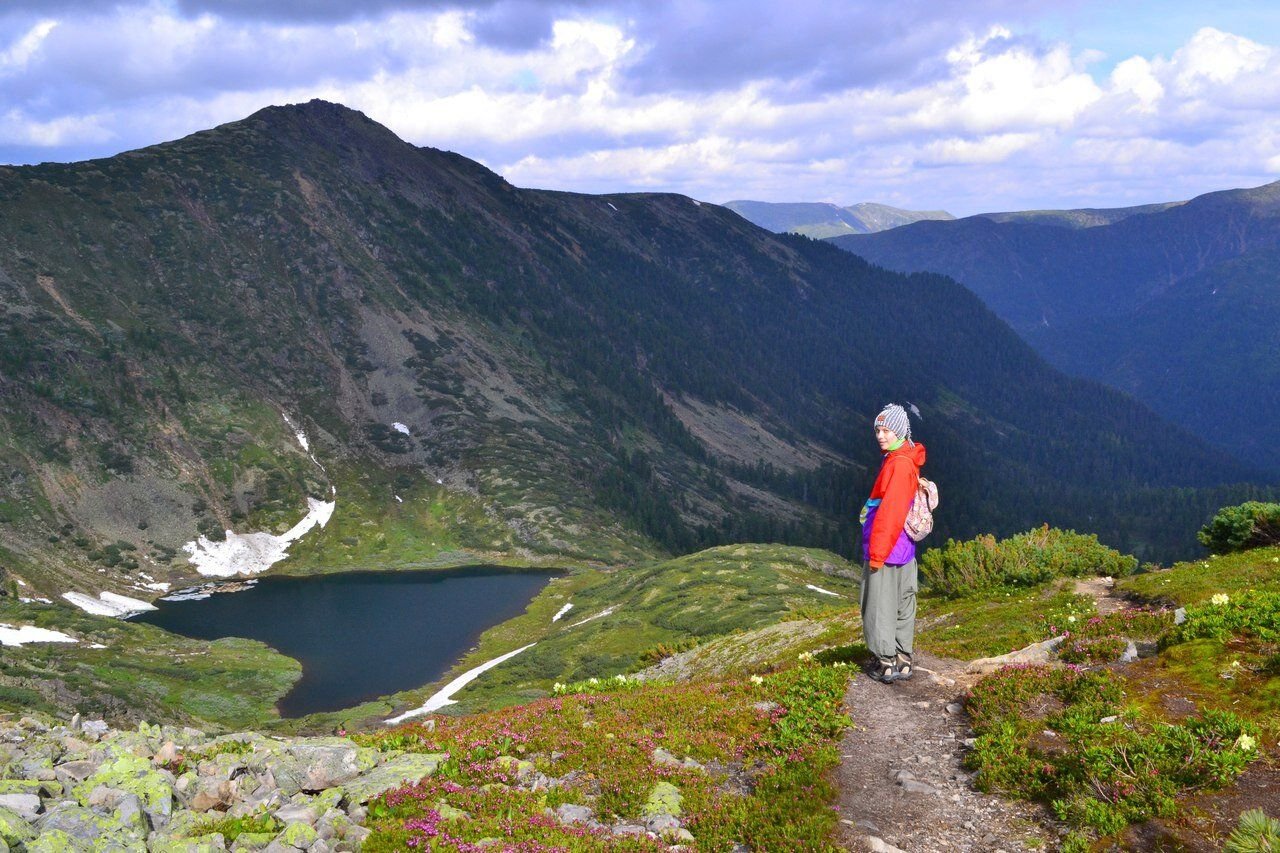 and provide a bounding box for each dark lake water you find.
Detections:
[132,566,555,717]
